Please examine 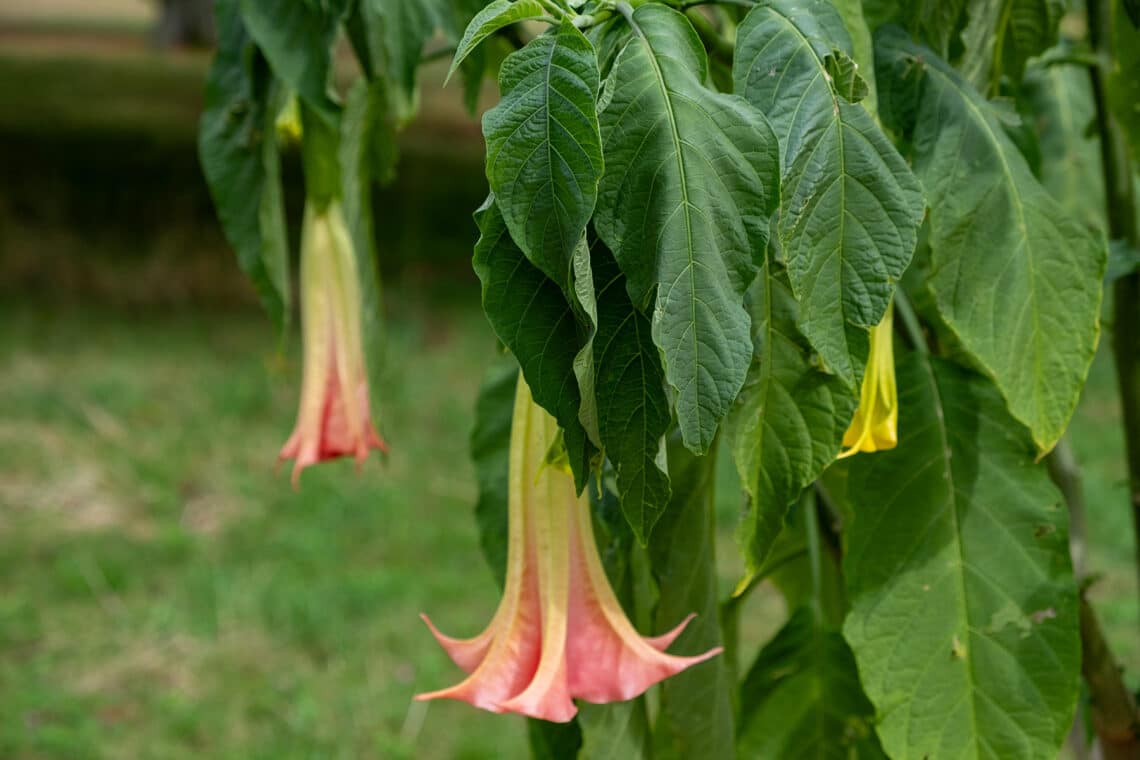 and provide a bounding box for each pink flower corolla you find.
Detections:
[417,376,719,722]
[279,200,386,486]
